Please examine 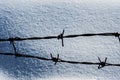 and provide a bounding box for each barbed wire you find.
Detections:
[1,37,120,69]
[0,52,120,69]
[0,30,120,47]
[0,30,120,69]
